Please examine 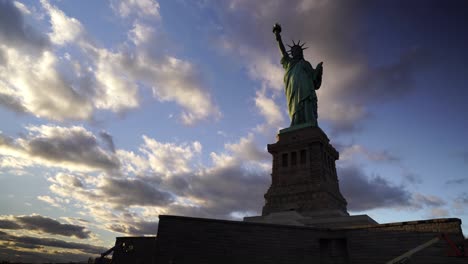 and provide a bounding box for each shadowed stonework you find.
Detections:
[262,126,347,216]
